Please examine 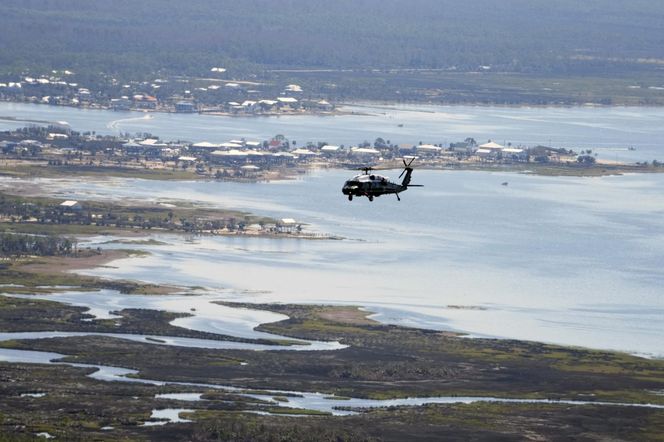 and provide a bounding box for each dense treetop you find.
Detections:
[3,0,664,78]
